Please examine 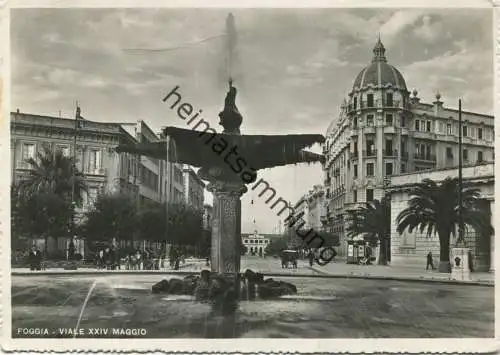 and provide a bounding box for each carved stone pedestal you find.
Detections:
[450,247,471,281]
[206,179,247,291]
